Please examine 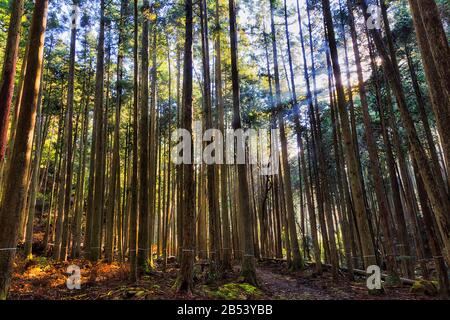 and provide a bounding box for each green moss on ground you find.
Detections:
[410,279,438,296]
[212,283,263,300]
